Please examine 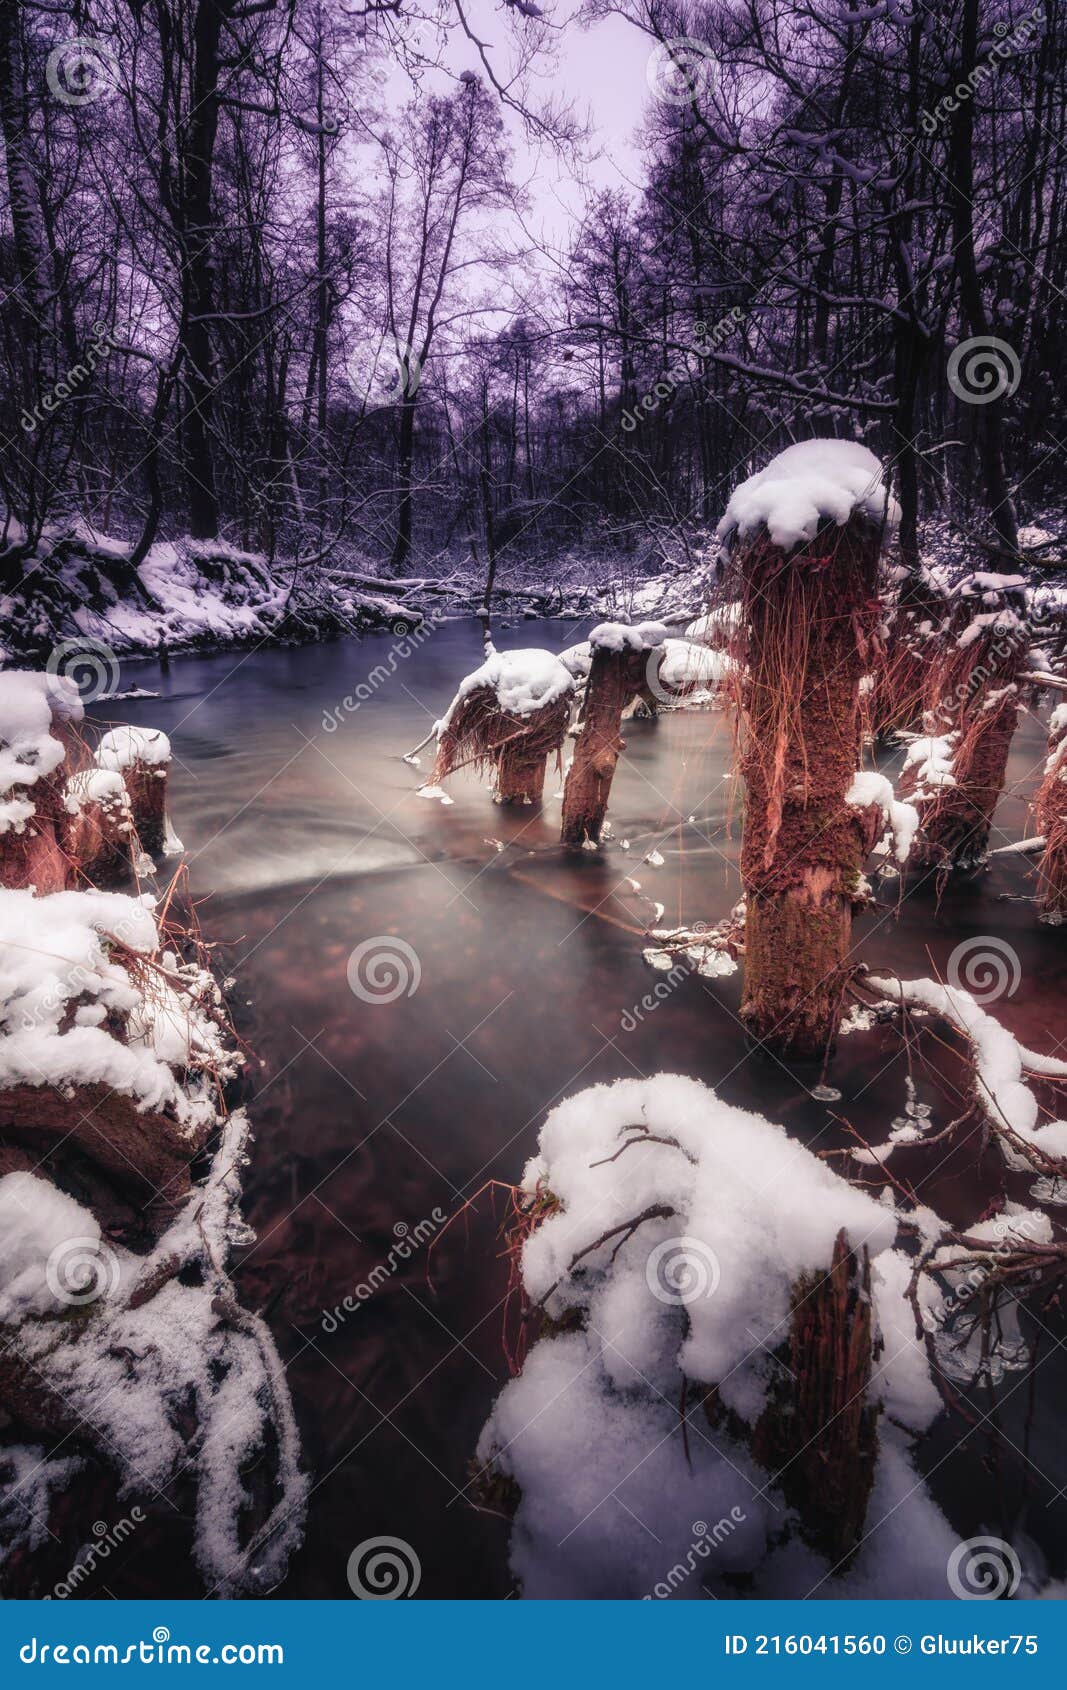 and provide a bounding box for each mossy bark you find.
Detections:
[560,647,647,848]
[736,518,882,1060]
